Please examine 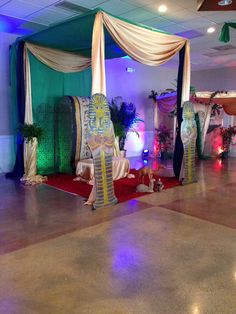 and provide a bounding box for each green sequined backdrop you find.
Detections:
[29,52,91,174]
